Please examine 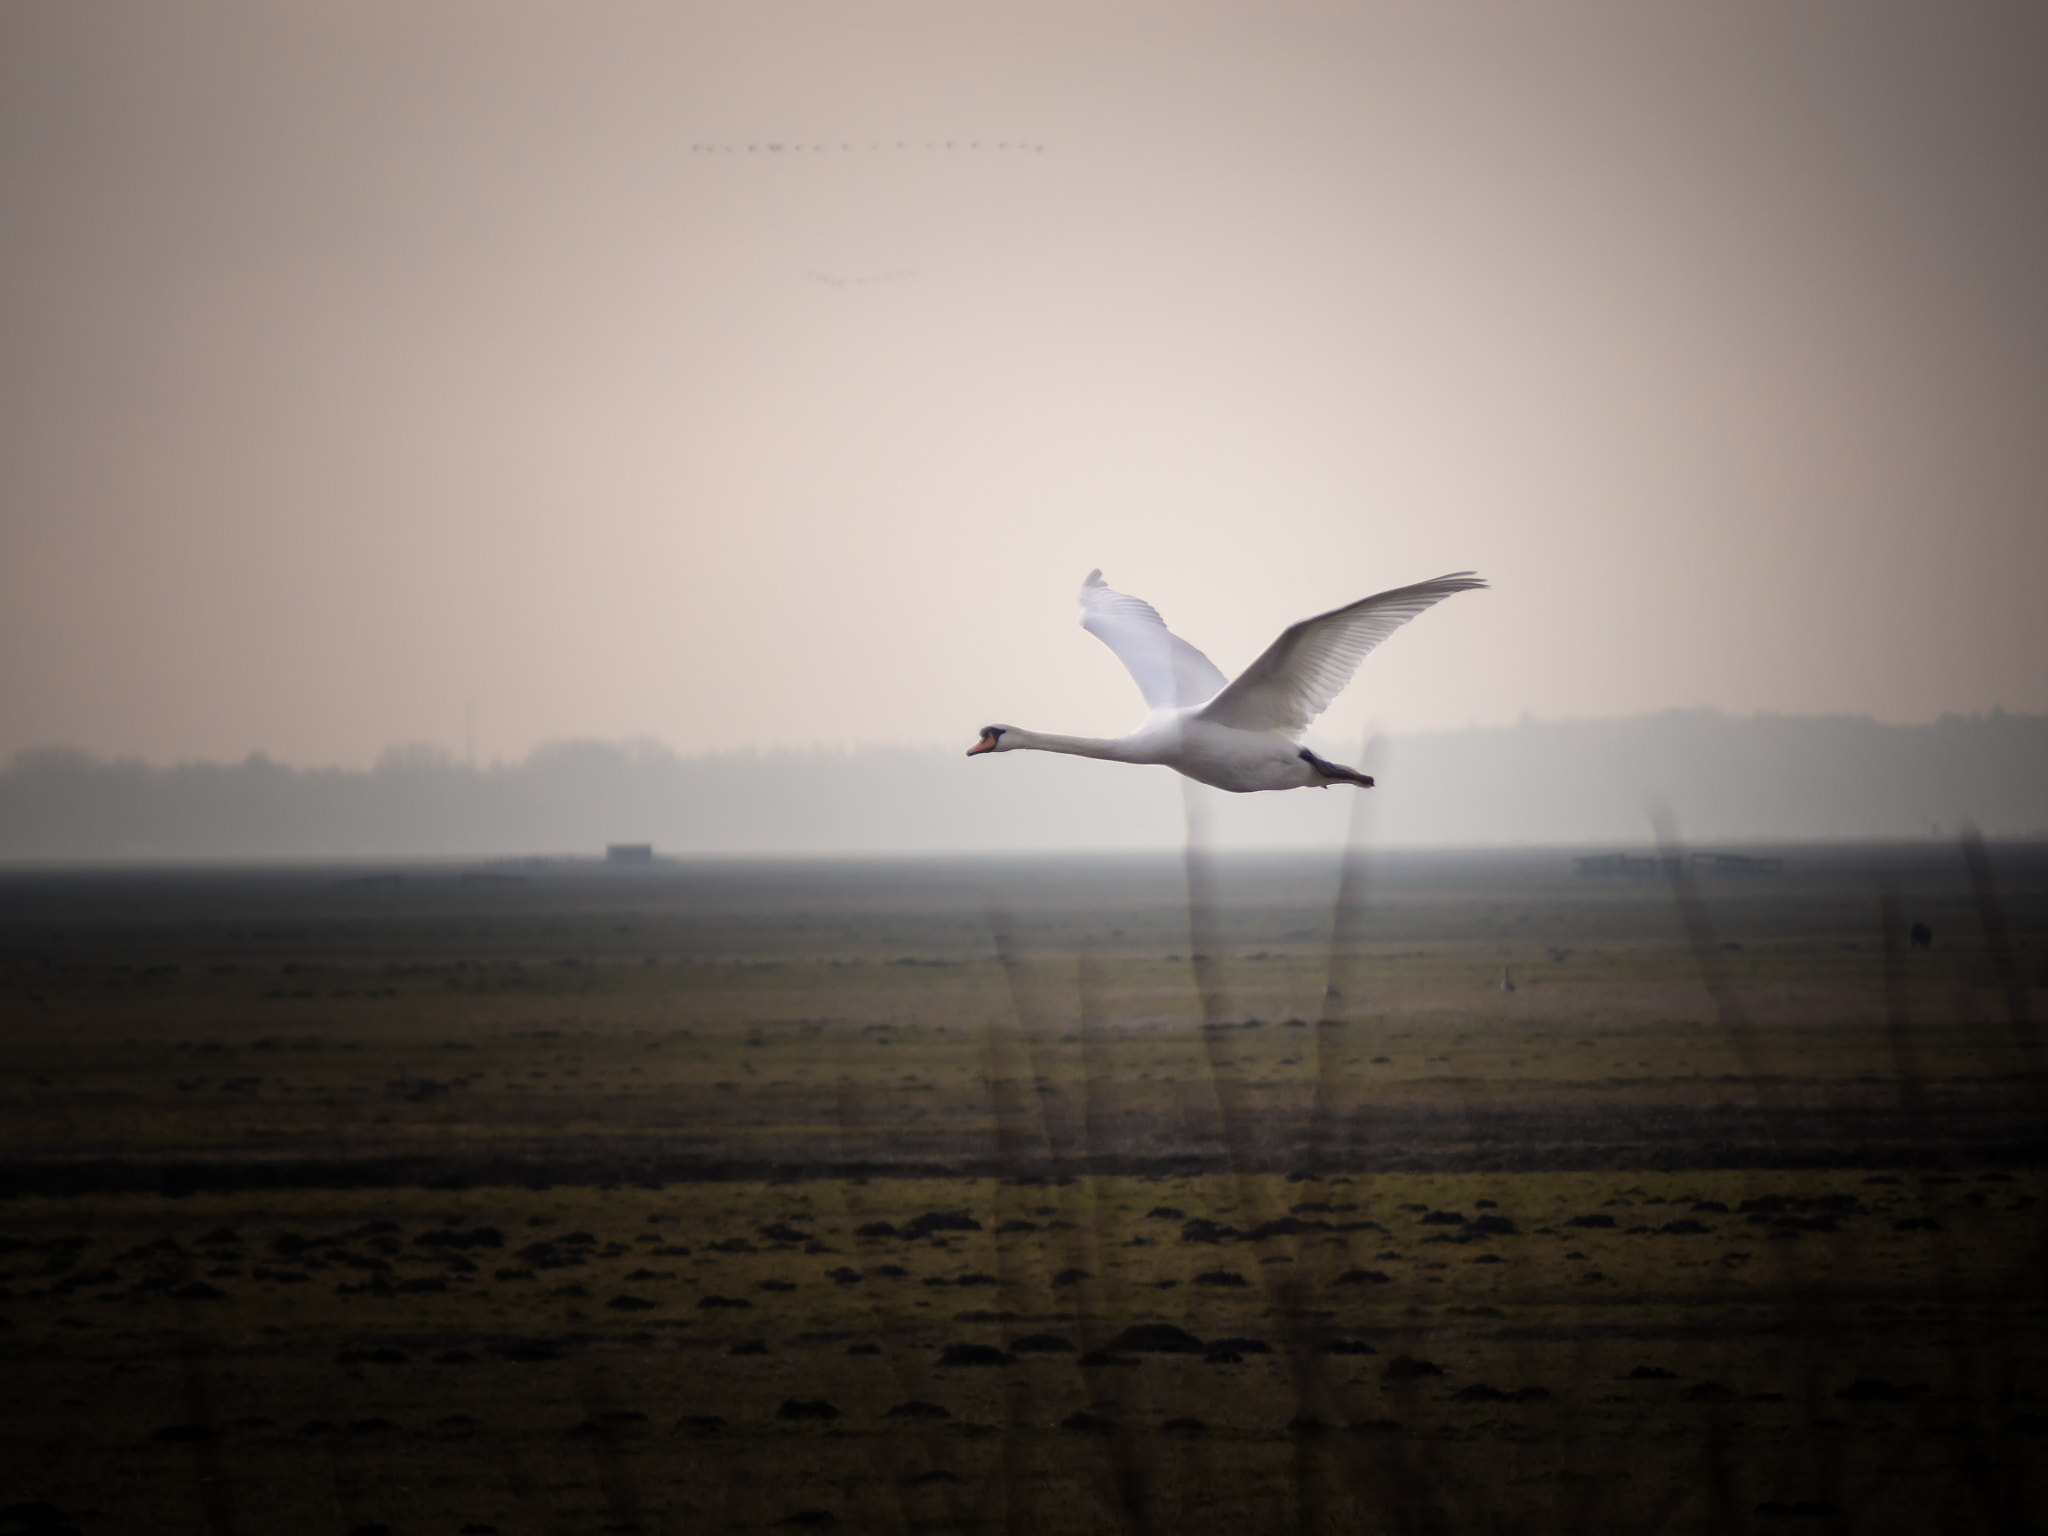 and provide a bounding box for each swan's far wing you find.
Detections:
[1078,570,1229,711]
[1197,572,1486,734]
